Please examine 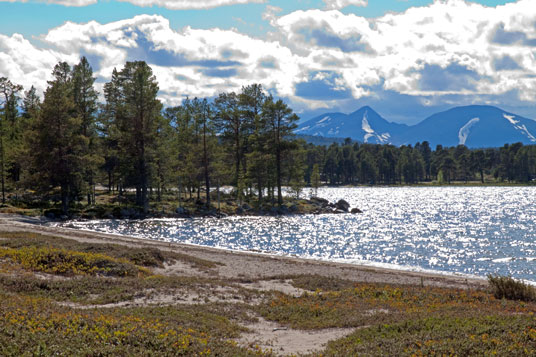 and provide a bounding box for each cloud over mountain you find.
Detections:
[1,0,536,119]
